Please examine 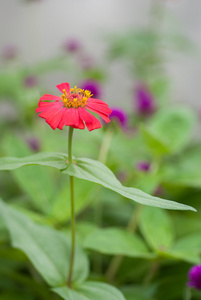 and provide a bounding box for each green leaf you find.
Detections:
[50,179,96,222]
[3,135,57,213]
[139,207,175,251]
[0,153,195,211]
[167,233,201,264]
[121,285,157,300]
[0,199,89,287]
[0,152,67,171]
[63,158,195,211]
[84,228,154,258]
[172,213,201,237]
[53,281,126,300]
[141,107,196,156]
[140,125,169,156]
[161,145,201,188]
